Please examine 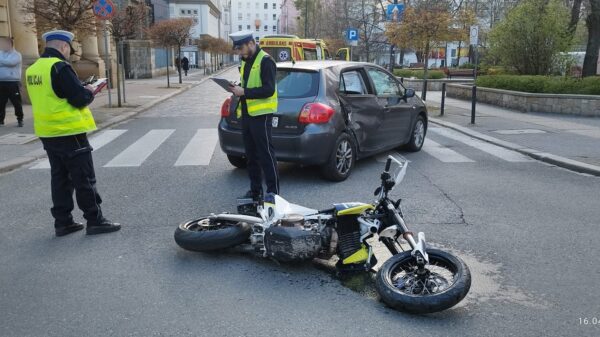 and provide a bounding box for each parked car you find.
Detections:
[218,61,428,181]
